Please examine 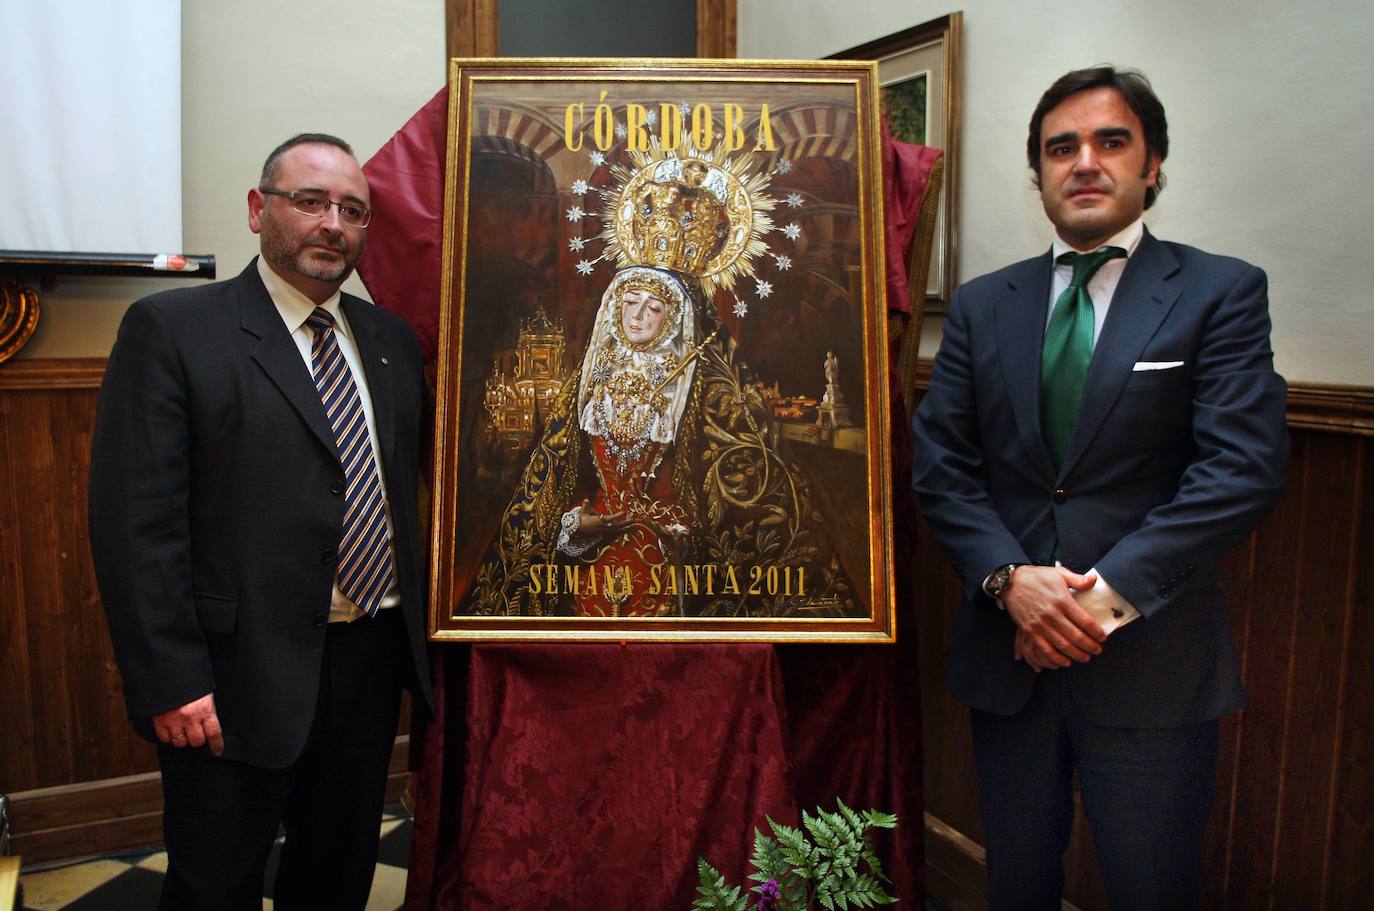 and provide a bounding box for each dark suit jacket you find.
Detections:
[89,260,434,768]
[913,230,1288,728]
